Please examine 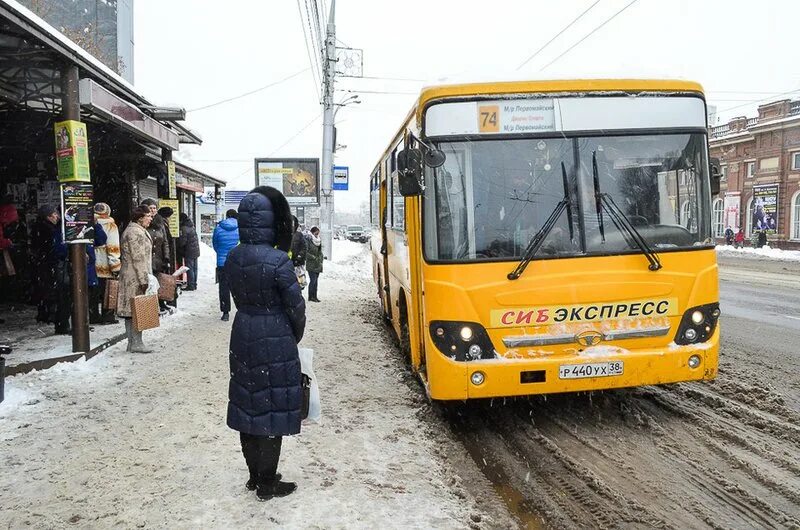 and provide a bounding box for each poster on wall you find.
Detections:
[158,199,180,238]
[751,184,779,234]
[54,120,91,182]
[60,183,94,242]
[723,192,740,232]
[254,158,320,206]
[167,161,177,199]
